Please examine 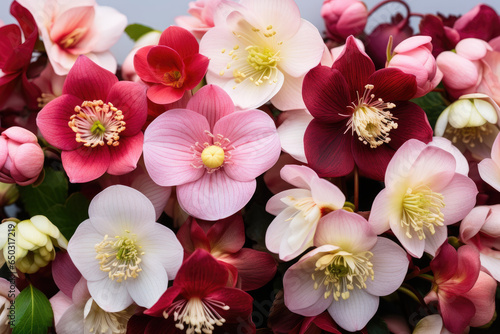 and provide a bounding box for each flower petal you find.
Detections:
[126,257,168,308]
[327,290,379,332]
[368,68,417,102]
[52,252,82,298]
[271,74,306,111]
[61,146,109,183]
[439,173,478,225]
[106,81,147,137]
[280,164,318,189]
[265,206,299,254]
[87,277,133,313]
[351,138,396,181]
[186,85,234,129]
[387,102,433,150]
[207,214,245,254]
[107,133,144,176]
[159,26,199,59]
[310,176,345,209]
[369,189,398,235]
[389,217,425,258]
[478,157,500,192]
[147,82,186,105]
[277,109,312,163]
[466,271,497,327]
[206,287,254,322]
